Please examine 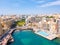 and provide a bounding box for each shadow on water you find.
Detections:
[7,39,24,45]
[52,38,60,45]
